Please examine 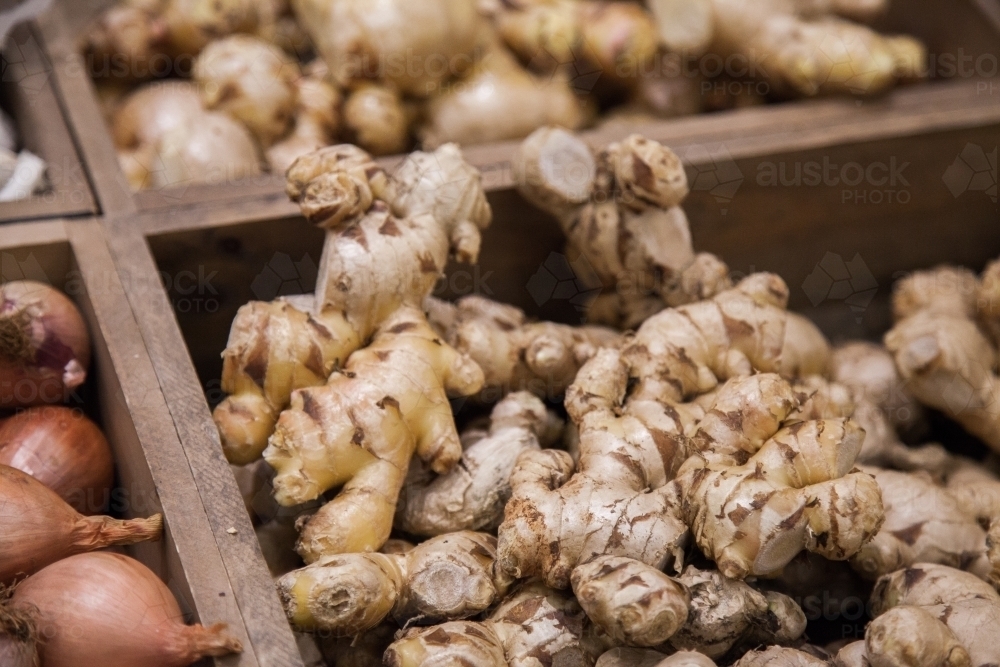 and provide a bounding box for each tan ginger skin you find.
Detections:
[215,143,490,464]
[396,391,560,537]
[266,62,343,174]
[193,34,300,147]
[668,565,806,658]
[513,127,732,329]
[486,0,660,84]
[850,467,990,581]
[648,0,925,97]
[492,281,881,649]
[597,648,719,667]
[385,582,611,667]
[870,564,1000,666]
[277,531,510,635]
[420,42,588,149]
[290,0,481,97]
[886,265,1000,455]
[264,306,483,561]
[425,295,622,402]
